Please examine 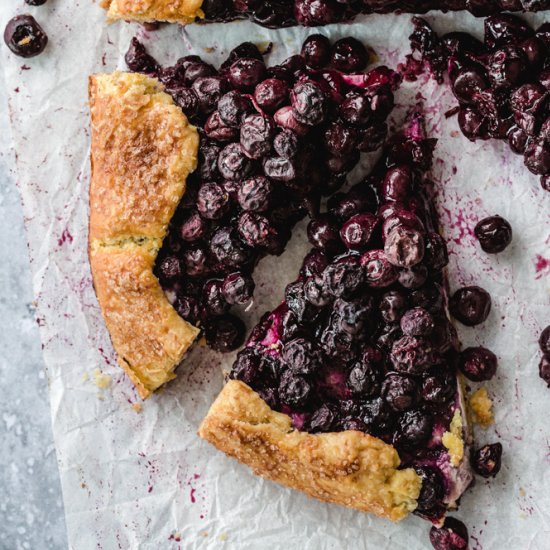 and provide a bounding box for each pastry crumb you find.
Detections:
[442,410,464,467]
[82,372,90,382]
[131,403,142,413]
[200,531,208,537]
[93,368,112,389]
[469,387,494,427]
[199,336,207,347]
[519,487,526,497]
[218,533,228,542]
